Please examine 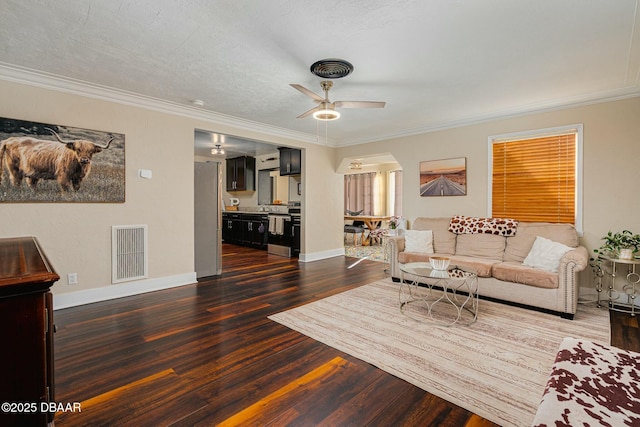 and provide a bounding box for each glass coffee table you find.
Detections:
[399,262,478,326]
